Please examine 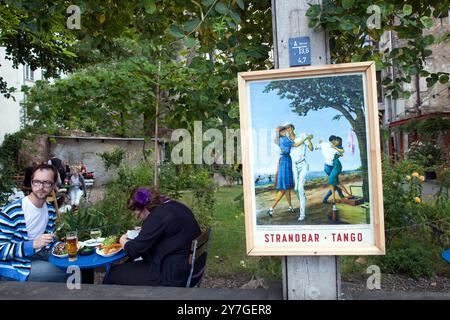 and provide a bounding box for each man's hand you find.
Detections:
[33,233,54,249]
